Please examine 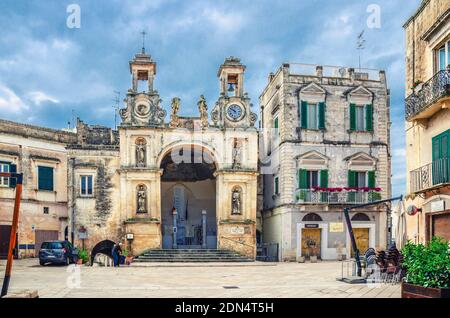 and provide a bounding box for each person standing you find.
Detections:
[112,242,122,267]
